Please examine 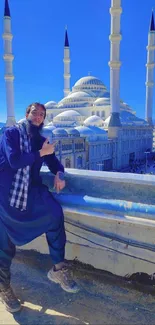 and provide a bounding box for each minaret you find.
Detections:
[108,0,122,138]
[3,0,16,126]
[63,27,71,97]
[145,10,155,126]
